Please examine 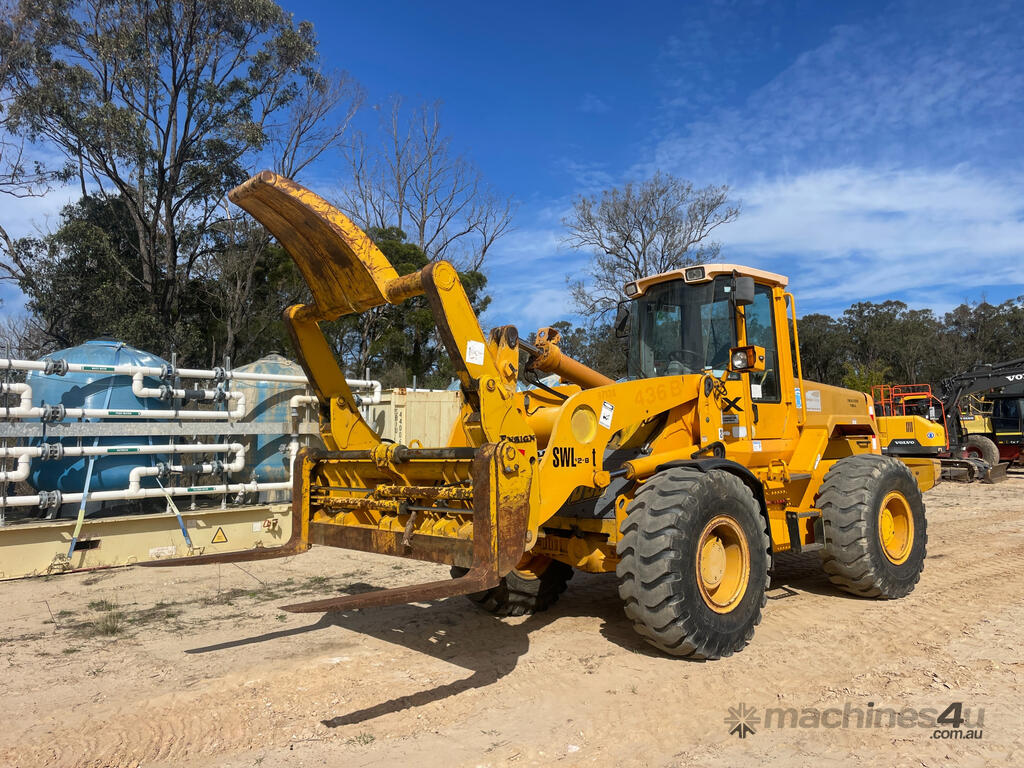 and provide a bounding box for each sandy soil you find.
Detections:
[1,469,1022,768]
